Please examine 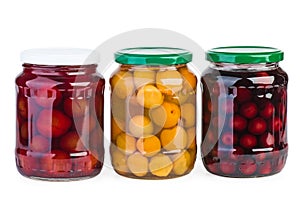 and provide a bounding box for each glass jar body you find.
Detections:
[201,63,288,177]
[110,64,197,179]
[15,64,105,180]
